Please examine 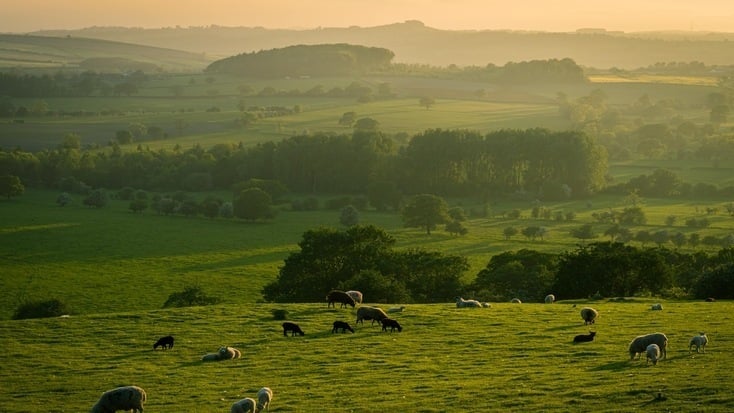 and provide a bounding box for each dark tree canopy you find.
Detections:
[206,44,395,77]
[401,193,450,235]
